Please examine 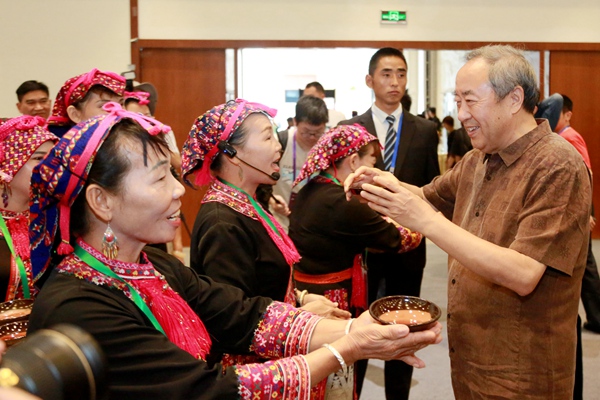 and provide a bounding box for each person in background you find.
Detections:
[123,91,185,262]
[46,68,125,137]
[400,90,412,113]
[27,103,442,399]
[133,82,182,172]
[442,116,472,170]
[339,47,440,399]
[0,116,56,299]
[15,81,52,120]
[535,93,600,334]
[286,117,294,130]
[425,106,441,134]
[272,95,329,232]
[303,81,346,128]
[289,124,423,399]
[346,44,591,399]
